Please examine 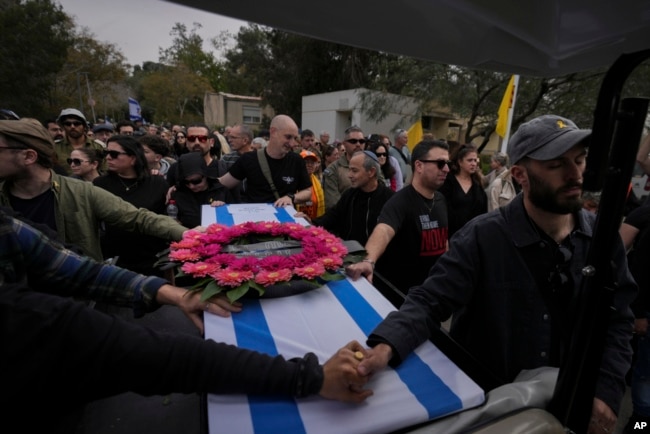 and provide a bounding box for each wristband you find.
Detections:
[362,259,376,269]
